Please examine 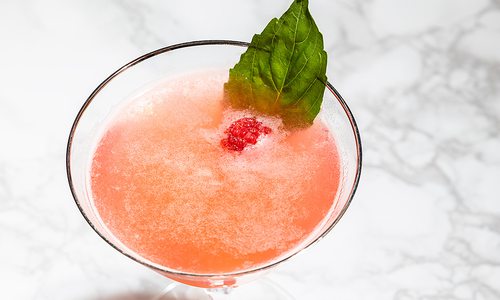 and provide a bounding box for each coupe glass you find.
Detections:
[66,40,362,299]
